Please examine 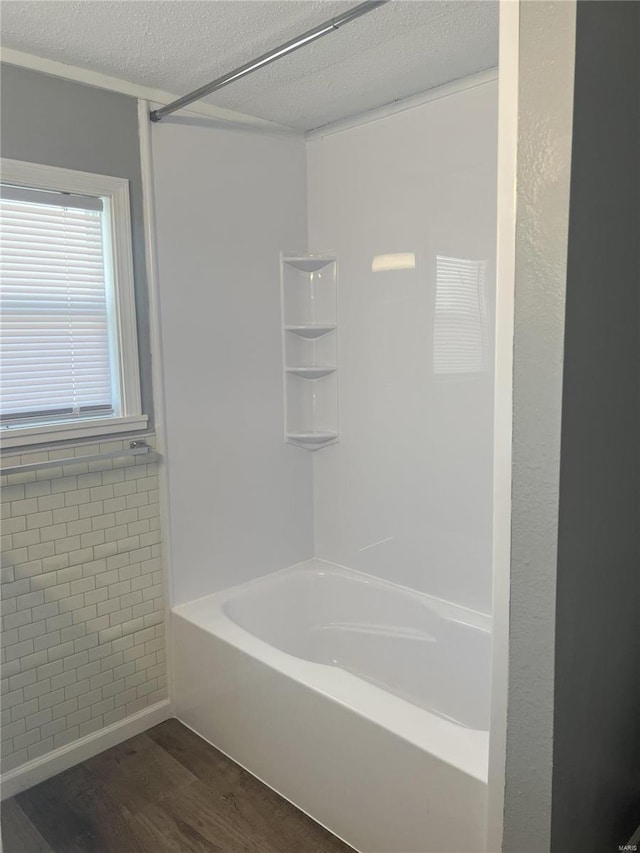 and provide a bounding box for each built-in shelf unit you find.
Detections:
[281,253,338,450]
